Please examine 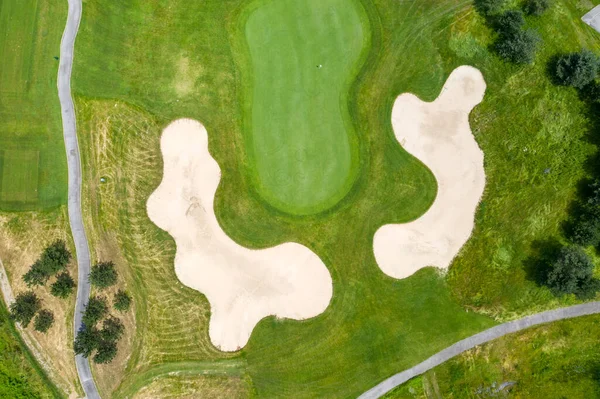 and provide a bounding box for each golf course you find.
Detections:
[0,0,600,397]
